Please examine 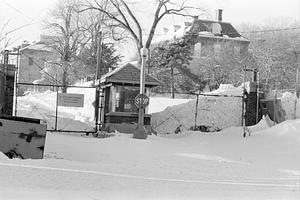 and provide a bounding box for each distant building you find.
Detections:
[155,9,251,89]
[187,10,250,74]
[10,35,59,94]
